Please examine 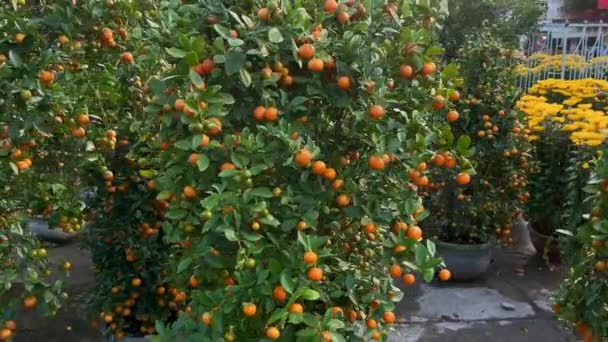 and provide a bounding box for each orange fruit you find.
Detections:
[371,331,381,340]
[399,64,413,79]
[272,285,287,301]
[23,295,37,309]
[444,155,457,168]
[298,43,315,59]
[71,127,86,138]
[324,0,338,13]
[120,52,134,64]
[432,154,445,167]
[188,153,199,165]
[308,58,324,72]
[322,168,336,180]
[307,267,323,281]
[206,117,222,136]
[202,312,213,326]
[383,311,396,324]
[4,321,16,331]
[390,264,402,278]
[438,269,451,281]
[0,328,12,340]
[446,110,459,123]
[337,11,350,25]
[221,162,236,171]
[76,114,90,126]
[363,223,376,234]
[199,134,210,147]
[331,179,344,190]
[368,105,385,119]
[183,186,197,200]
[266,327,280,340]
[595,261,606,272]
[367,319,377,329]
[295,148,312,168]
[264,107,279,121]
[242,303,257,317]
[337,76,351,90]
[455,172,471,185]
[174,99,185,112]
[432,95,445,110]
[39,70,54,83]
[368,155,385,170]
[403,273,416,285]
[311,161,327,175]
[449,91,461,101]
[407,226,422,241]
[304,251,318,264]
[416,162,427,172]
[100,28,113,41]
[131,278,142,287]
[288,303,304,314]
[324,58,336,69]
[421,62,436,76]
[189,275,200,288]
[336,194,350,207]
[258,7,270,22]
